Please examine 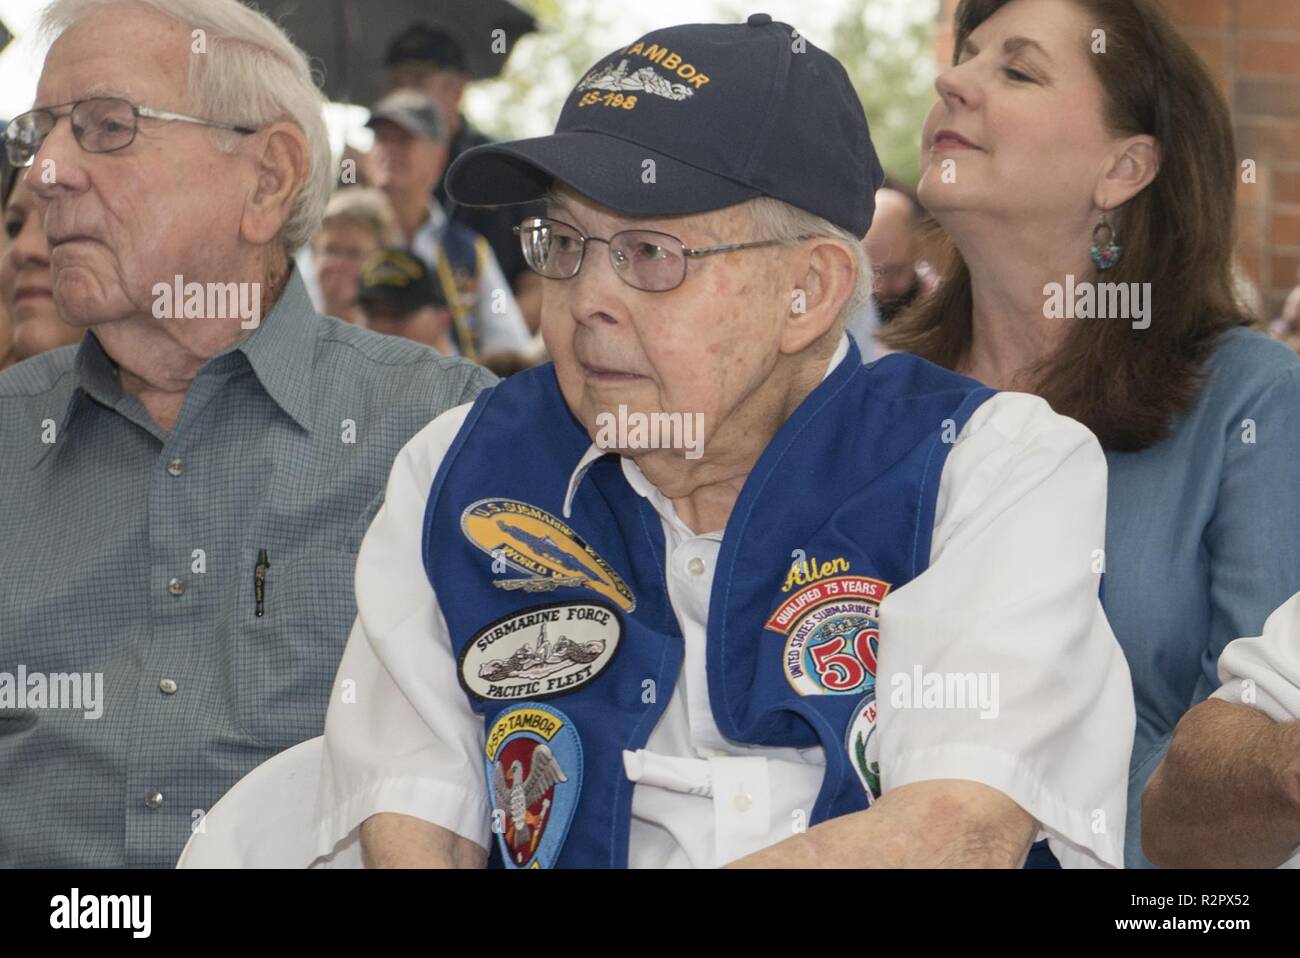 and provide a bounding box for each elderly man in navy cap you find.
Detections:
[313,16,1134,869]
